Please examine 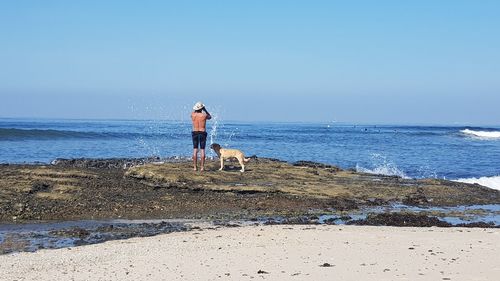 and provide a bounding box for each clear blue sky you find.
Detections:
[1,0,499,124]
